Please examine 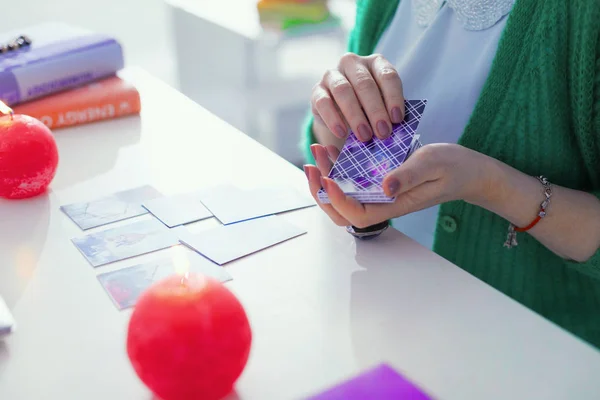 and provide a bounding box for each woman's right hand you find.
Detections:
[310,52,405,142]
